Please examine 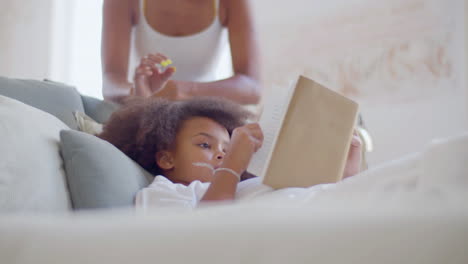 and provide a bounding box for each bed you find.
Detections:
[1,132,467,264]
